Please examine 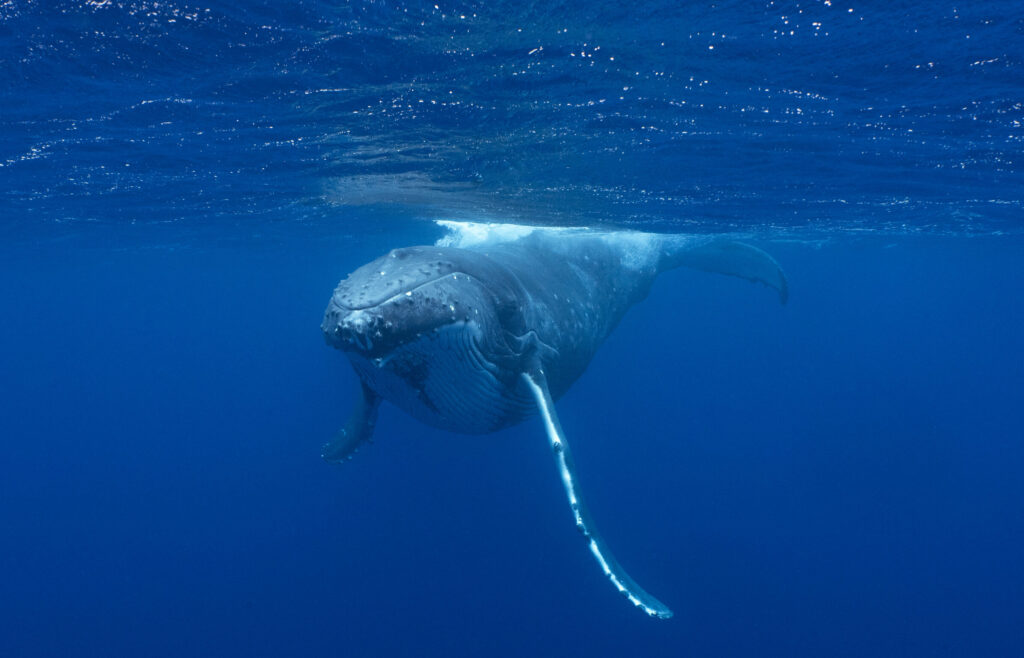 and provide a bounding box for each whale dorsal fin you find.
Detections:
[662,239,789,304]
[323,383,380,463]
[522,368,674,619]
